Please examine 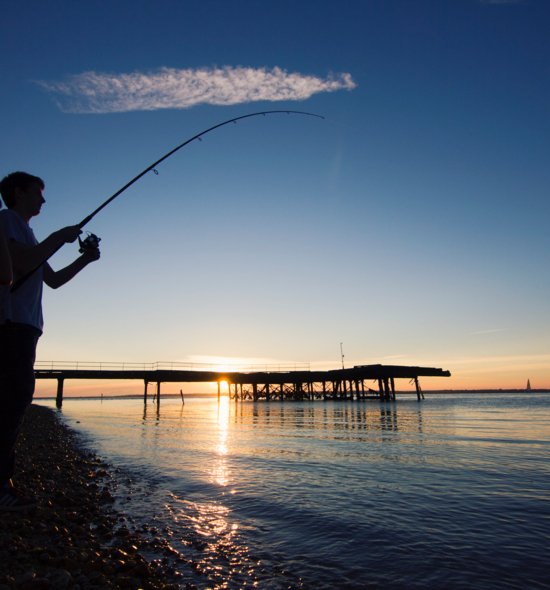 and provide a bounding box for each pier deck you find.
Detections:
[34,362,451,407]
